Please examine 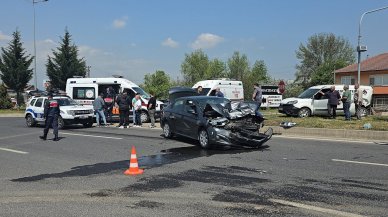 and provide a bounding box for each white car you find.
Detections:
[25,95,94,129]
